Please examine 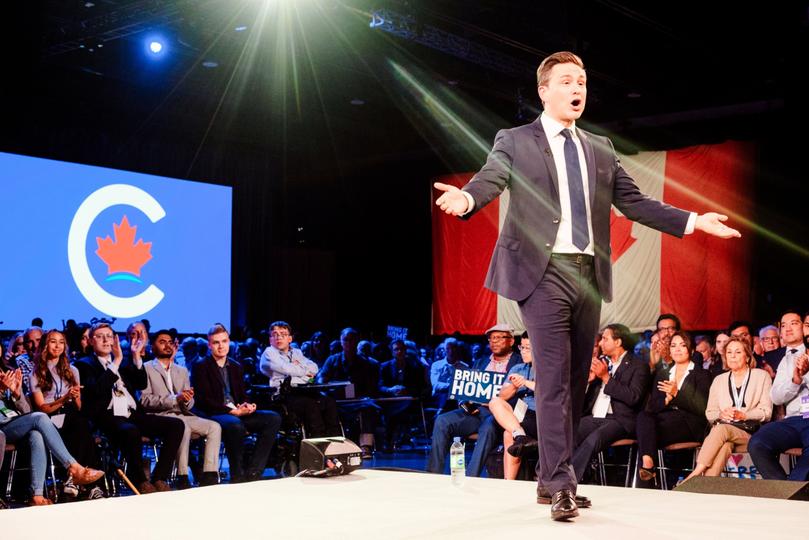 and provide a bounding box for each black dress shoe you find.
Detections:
[550,489,579,521]
[507,435,539,457]
[537,487,592,508]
